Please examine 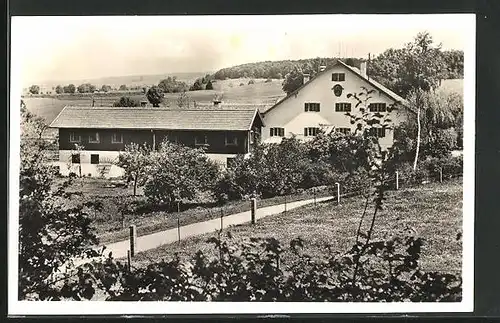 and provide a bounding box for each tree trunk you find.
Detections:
[413,101,421,171]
